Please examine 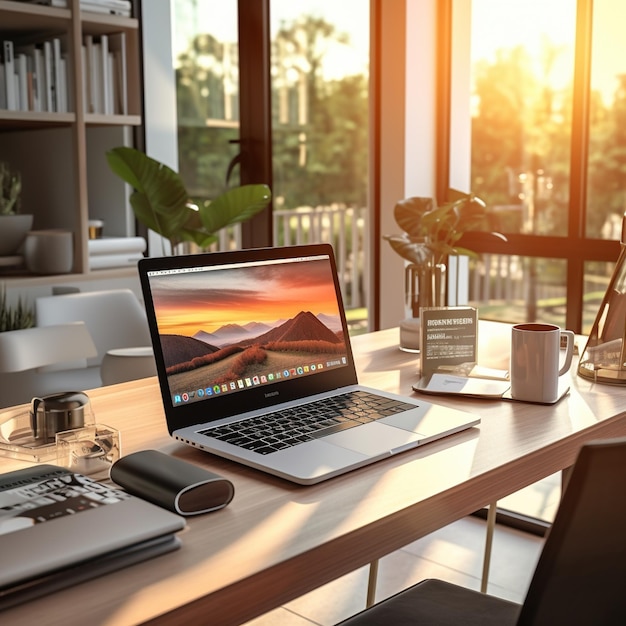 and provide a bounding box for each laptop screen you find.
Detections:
[141,247,353,417]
